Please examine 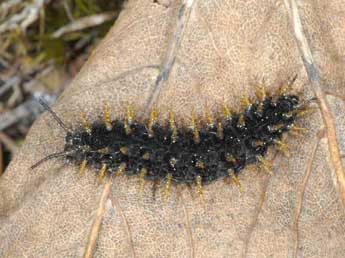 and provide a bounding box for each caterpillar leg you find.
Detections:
[116,163,127,176]
[124,105,135,135]
[196,175,204,202]
[222,103,233,118]
[205,108,214,128]
[169,111,178,142]
[191,111,200,144]
[257,156,274,175]
[228,170,243,193]
[148,108,158,137]
[240,95,251,108]
[217,122,224,140]
[139,168,147,196]
[151,179,160,201]
[163,173,173,202]
[278,74,297,95]
[81,112,91,134]
[102,102,112,131]
[297,108,316,118]
[79,159,88,177]
[98,164,107,184]
[274,140,290,157]
[289,124,308,137]
[255,80,267,101]
[237,114,246,128]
